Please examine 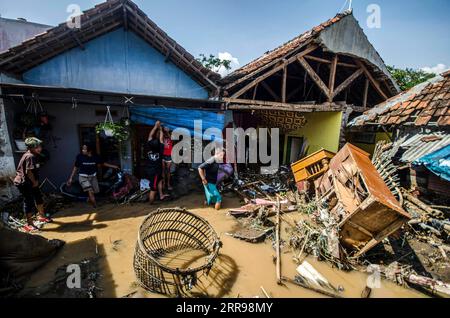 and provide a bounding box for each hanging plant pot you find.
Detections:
[104,128,114,137]
[96,106,130,142]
